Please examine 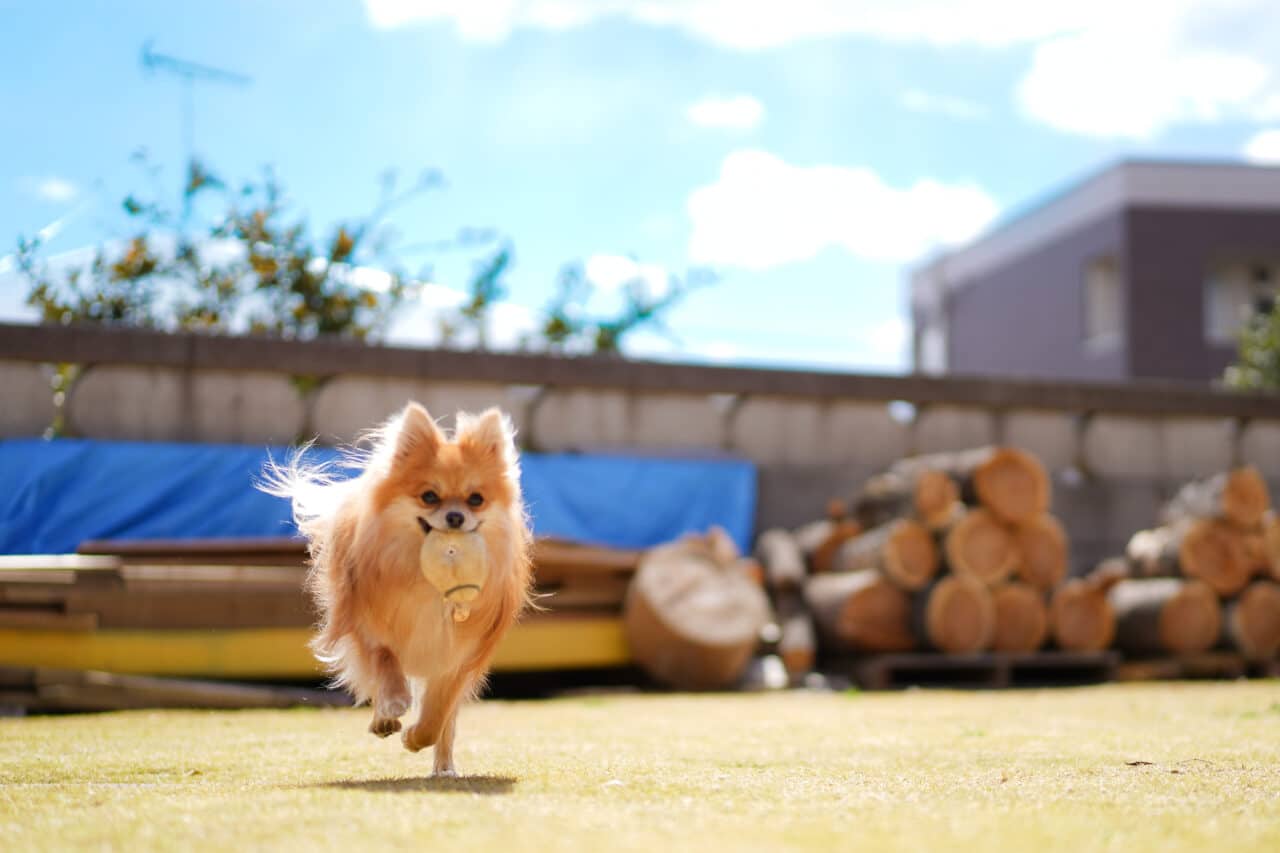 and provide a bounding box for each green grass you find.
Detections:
[3,682,1280,851]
